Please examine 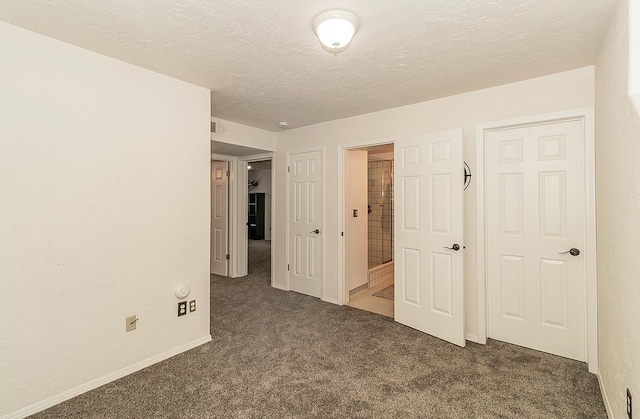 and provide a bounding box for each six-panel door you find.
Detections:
[486,120,586,361]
